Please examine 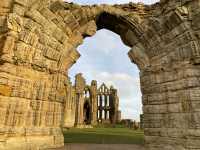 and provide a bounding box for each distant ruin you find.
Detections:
[63,73,121,128]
